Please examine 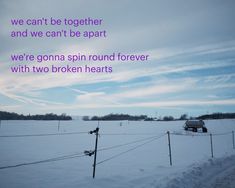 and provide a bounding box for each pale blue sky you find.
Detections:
[0,0,235,118]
